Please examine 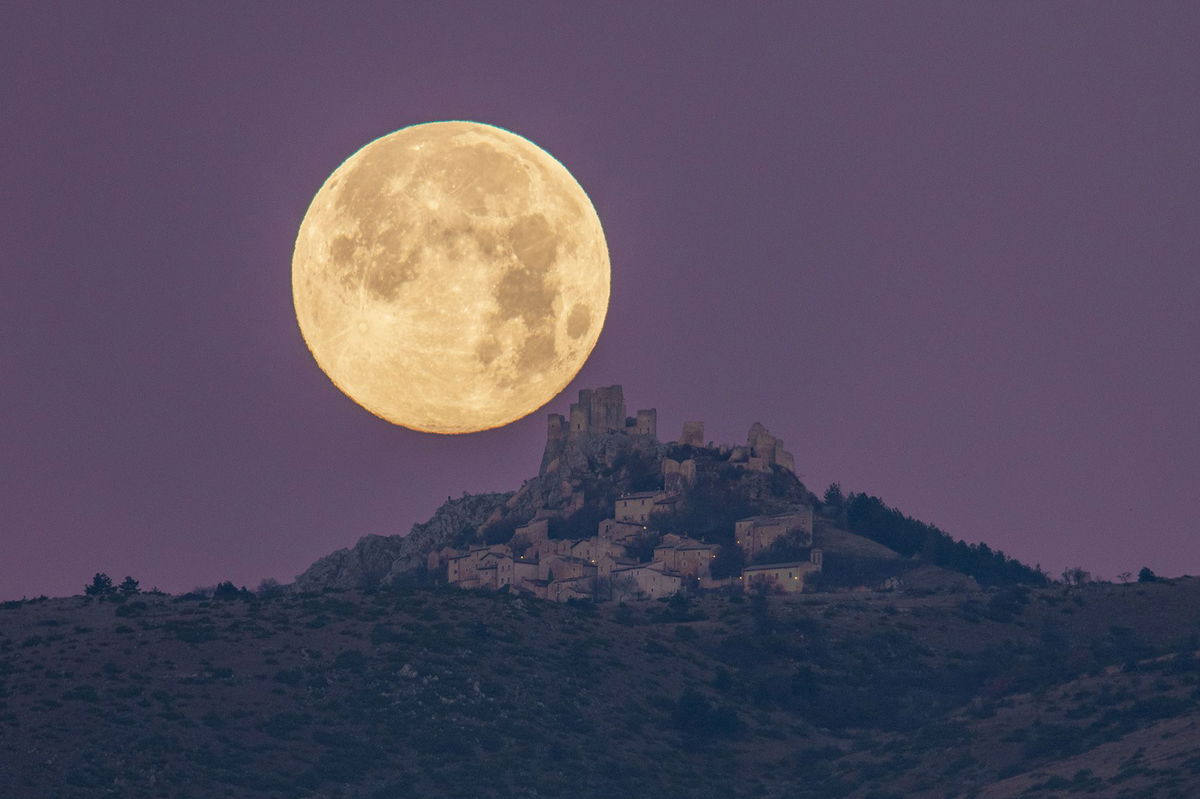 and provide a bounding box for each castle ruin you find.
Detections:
[729,422,796,473]
[433,386,820,603]
[541,385,657,474]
